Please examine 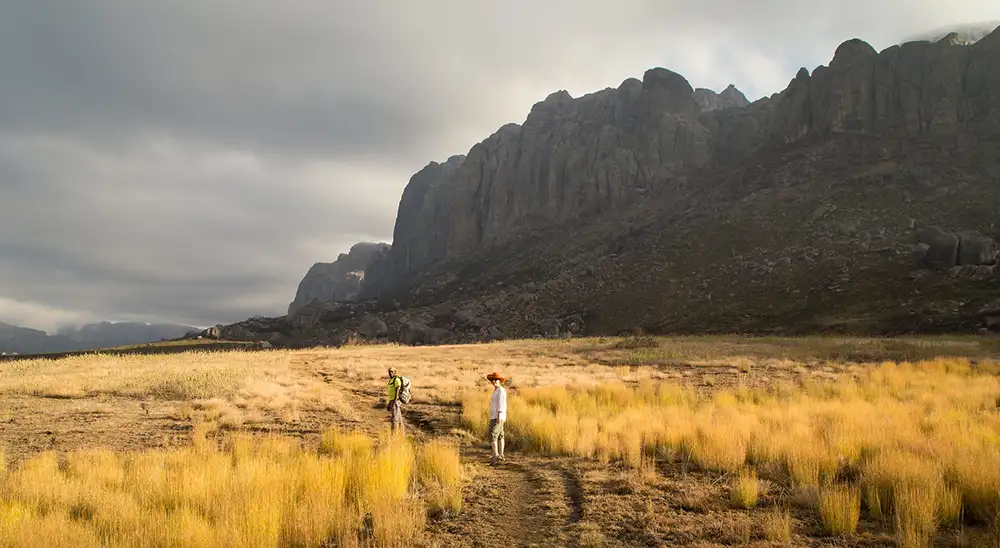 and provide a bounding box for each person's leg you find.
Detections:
[489,419,500,463]
[498,423,505,460]
[392,401,404,435]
